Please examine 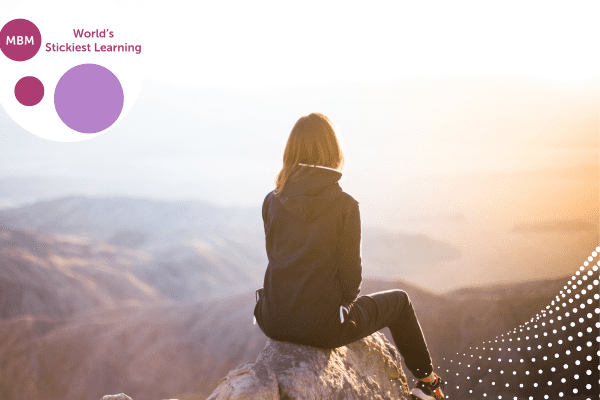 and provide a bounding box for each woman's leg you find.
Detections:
[333,289,434,380]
